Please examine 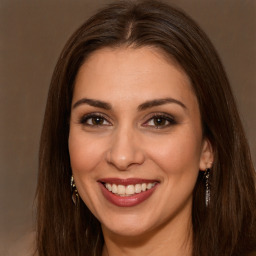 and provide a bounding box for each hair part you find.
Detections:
[36,1,256,255]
